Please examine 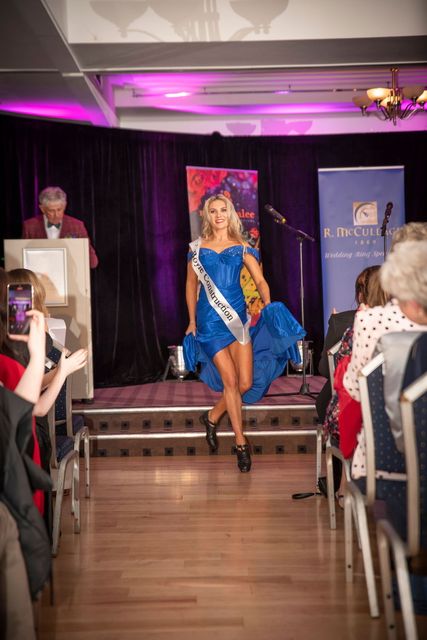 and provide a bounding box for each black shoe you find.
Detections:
[236,443,251,473]
[200,411,218,452]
